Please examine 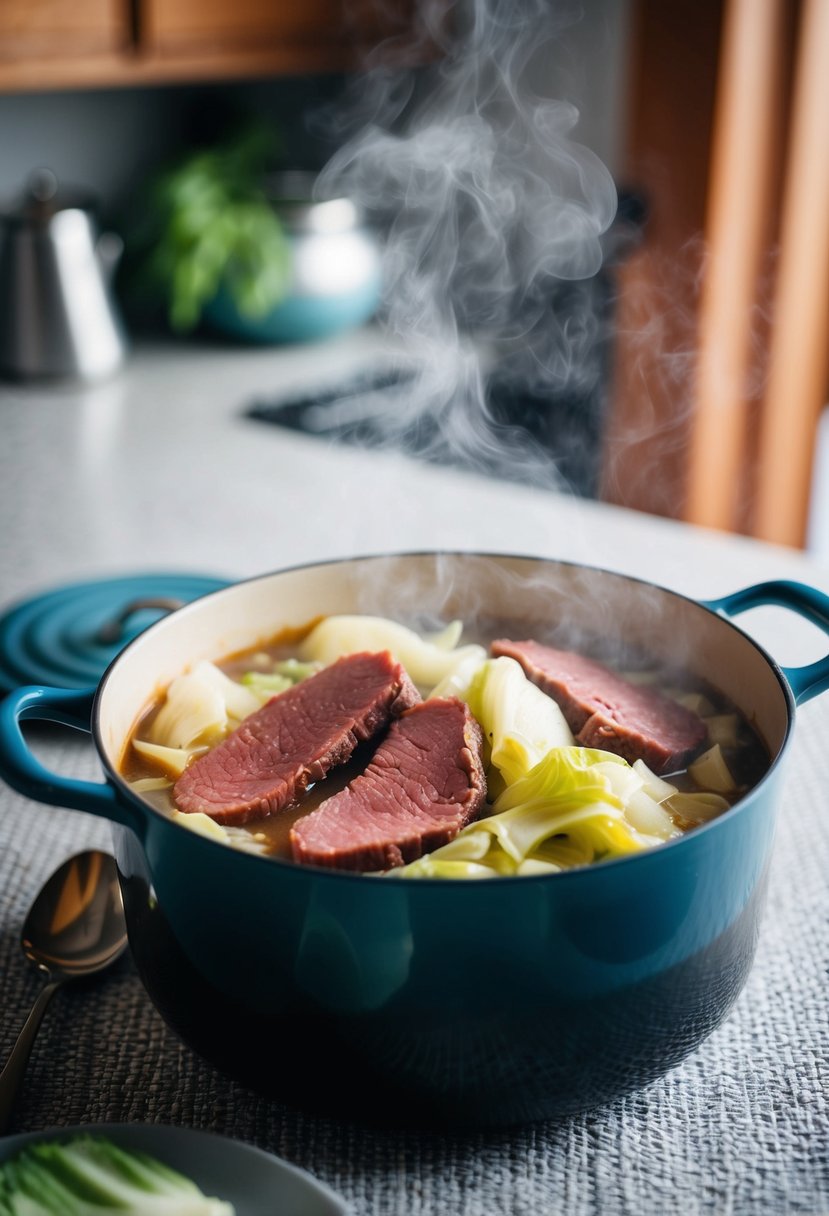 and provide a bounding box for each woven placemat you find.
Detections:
[1,721,827,1215]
